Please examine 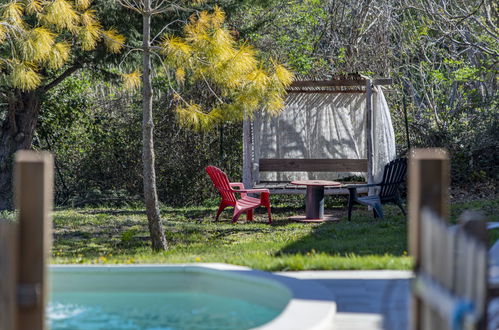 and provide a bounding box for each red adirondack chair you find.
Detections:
[205,166,272,223]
